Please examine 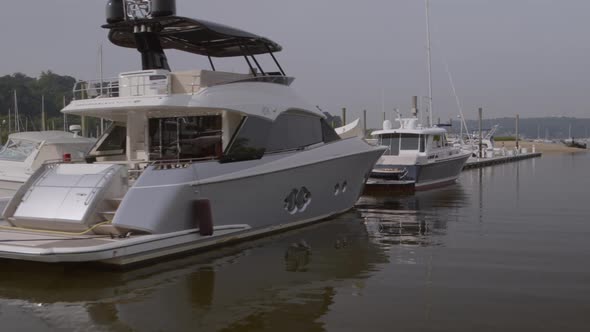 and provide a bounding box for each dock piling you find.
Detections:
[363,109,367,136]
[478,107,483,159]
[516,114,520,152]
